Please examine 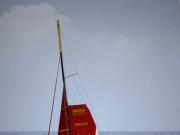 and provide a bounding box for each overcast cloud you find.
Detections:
[0,1,180,131]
